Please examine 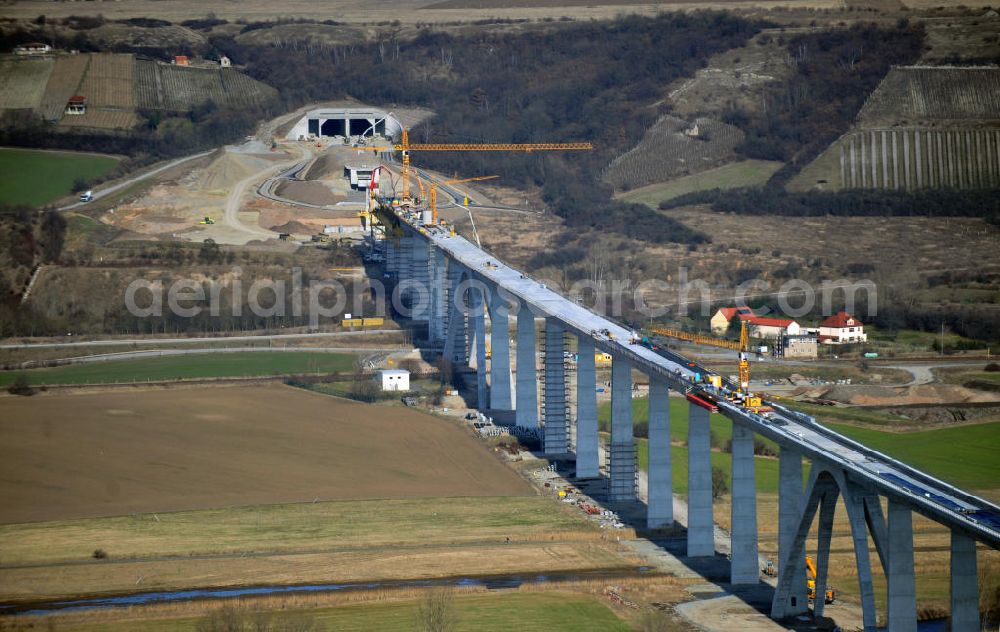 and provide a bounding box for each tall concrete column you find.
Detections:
[428,247,446,343]
[841,478,879,632]
[778,447,807,613]
[543,319,568,455]
[410,237,431,324]
[887,499,918,632]
[647,377,672,528]
[470,284,487,408]
[812,489,838,619]
[442,265,467,365]
[730,423,759,585]
[609,355,635,501]
[515,304,538,427]
[687,402,713,557]
[386,238,398,274]
[487,286,512,411]
[575,335,599,479]
[951,530,980,632]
